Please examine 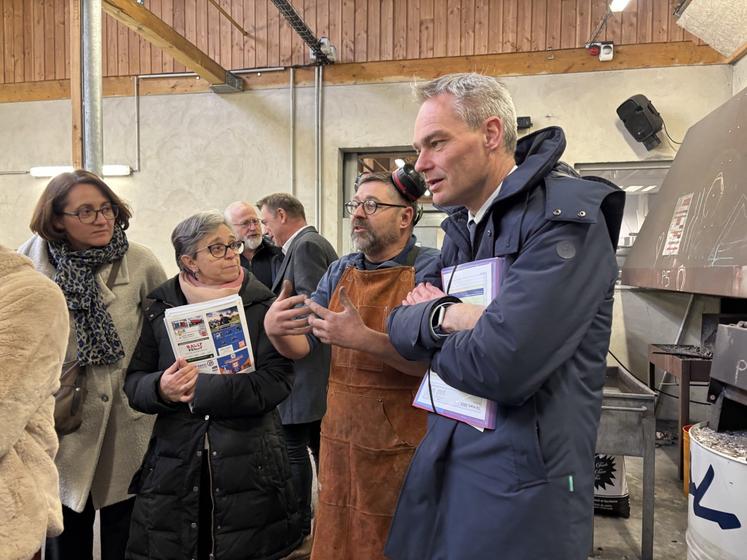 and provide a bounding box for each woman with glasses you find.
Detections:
[123,211,302,560]
[18,170,167,560]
